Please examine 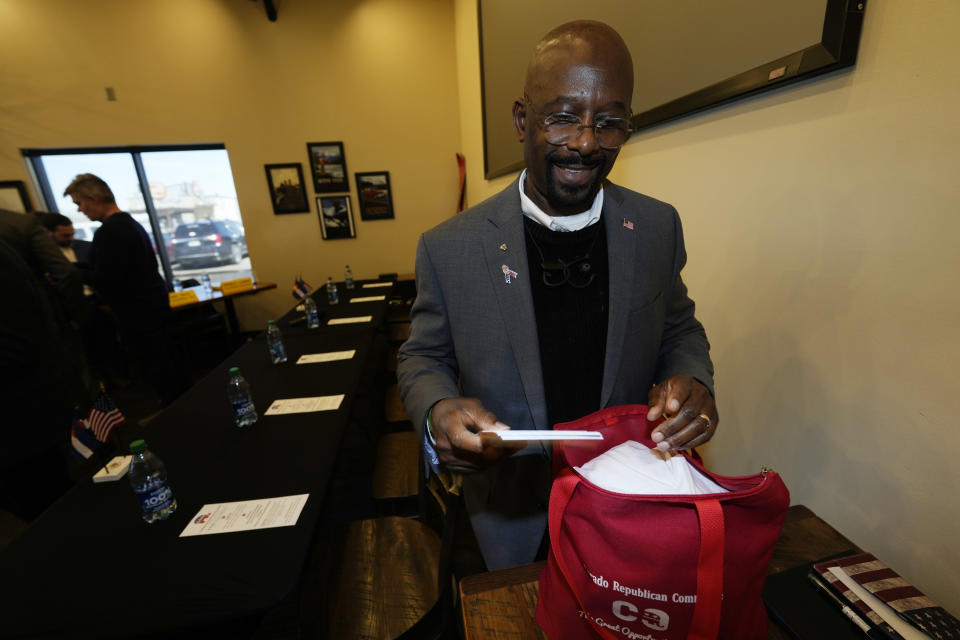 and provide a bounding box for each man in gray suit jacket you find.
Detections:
[398,20,718,570]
